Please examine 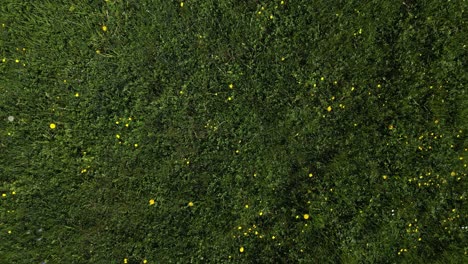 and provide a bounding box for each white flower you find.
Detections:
[7,116,14,122]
